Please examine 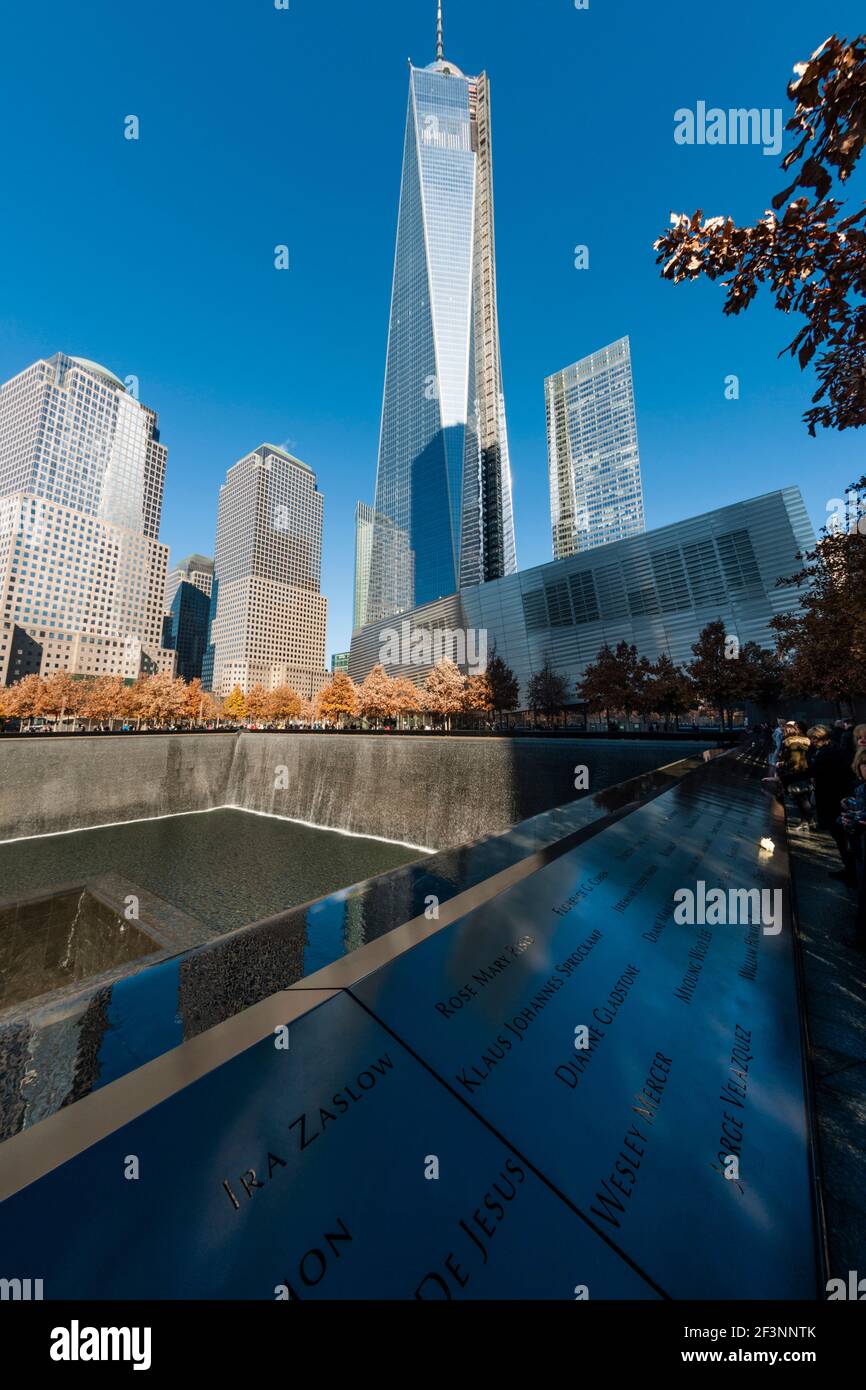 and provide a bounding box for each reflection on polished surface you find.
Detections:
[0,888,159,1011]
[352,750,819,1299]
[0,991,660,1299]
[0,752,710,1139]
[0,810,421,935]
